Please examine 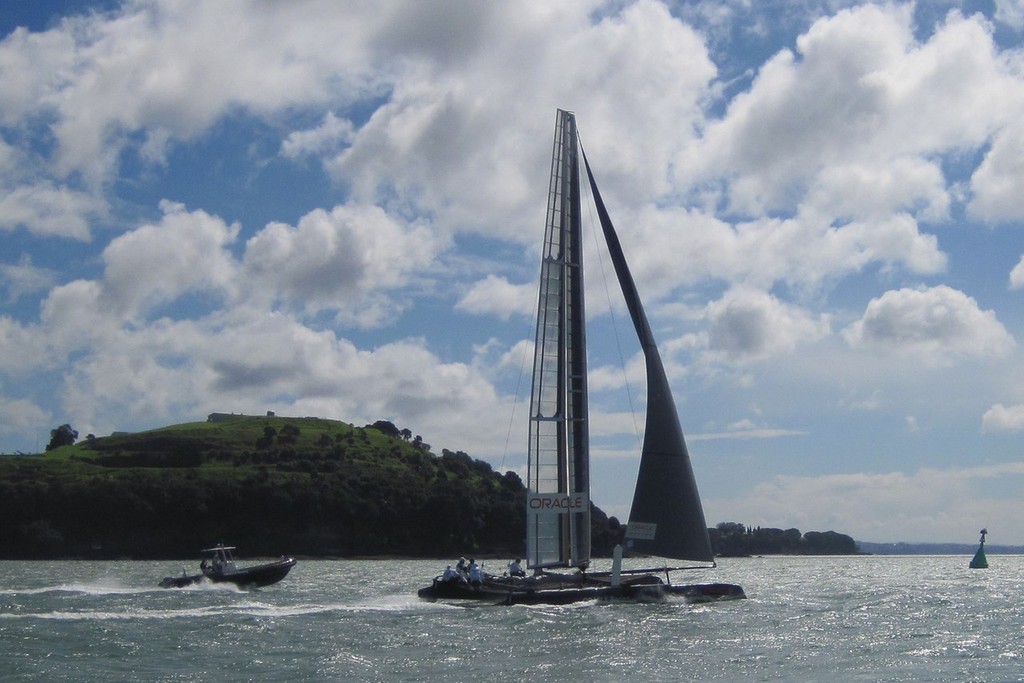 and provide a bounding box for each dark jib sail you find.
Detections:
[581,150,714,564]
